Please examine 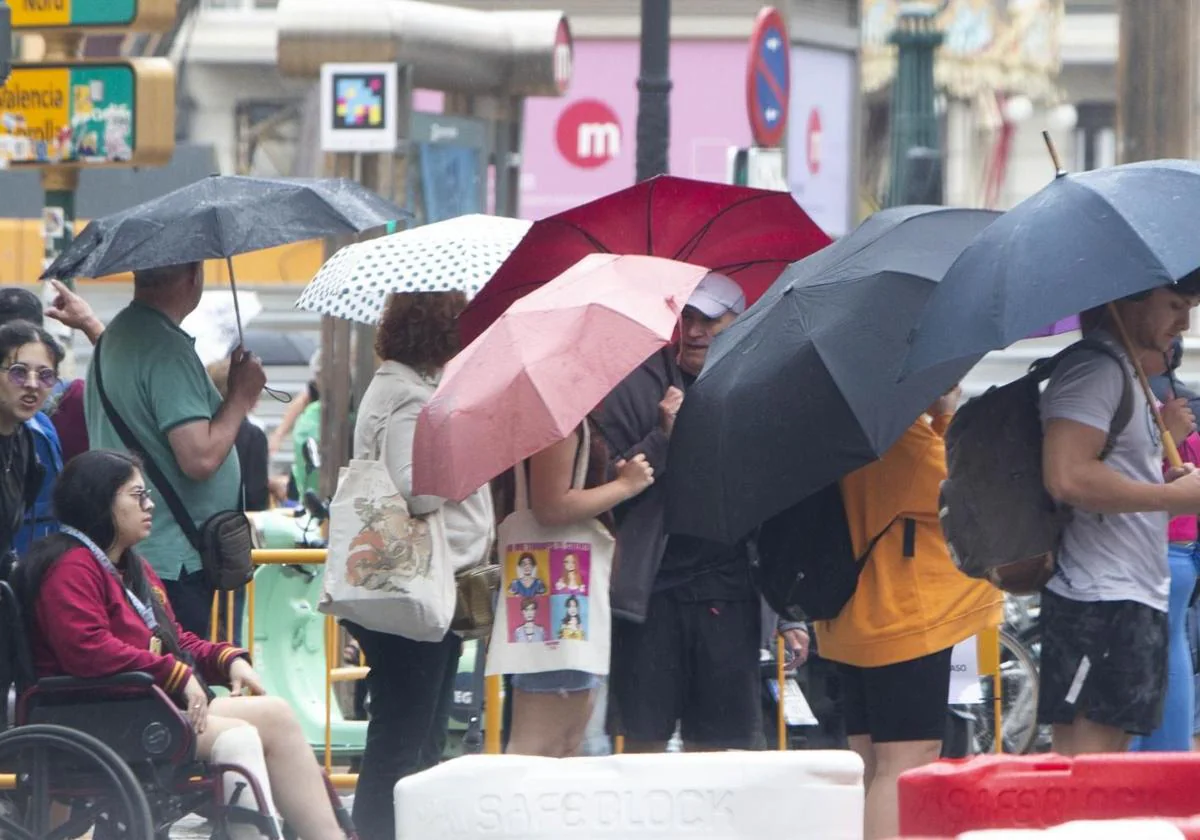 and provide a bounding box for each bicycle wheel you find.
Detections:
[969,628,1041,755]
[0,724,155,840]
